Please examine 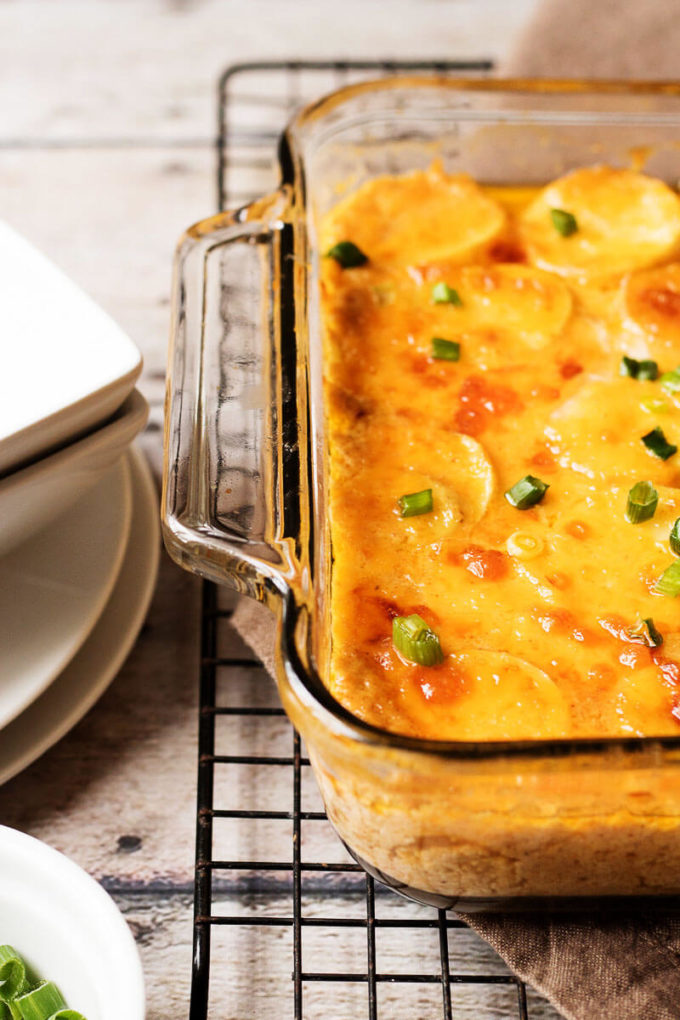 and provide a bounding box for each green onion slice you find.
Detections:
[392,614,444,666]
[431,337,460,361]
[47,1012,86,1020]
[642,426,677,460]
[620,355,659,381]
[640,397,669,415]
[660,366,680,393]
[431,282,463,306]
[550,208,578,237]
[0,948,27,1004]
[397,488,433,517]
[670,519,680,556]
[325,240,368,268]
[13,982,66,1020]
[627,617,664,647]
[626,481,659,523]
[504,475,549,510]
[655,560,680,597]
[634,361,659,381]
